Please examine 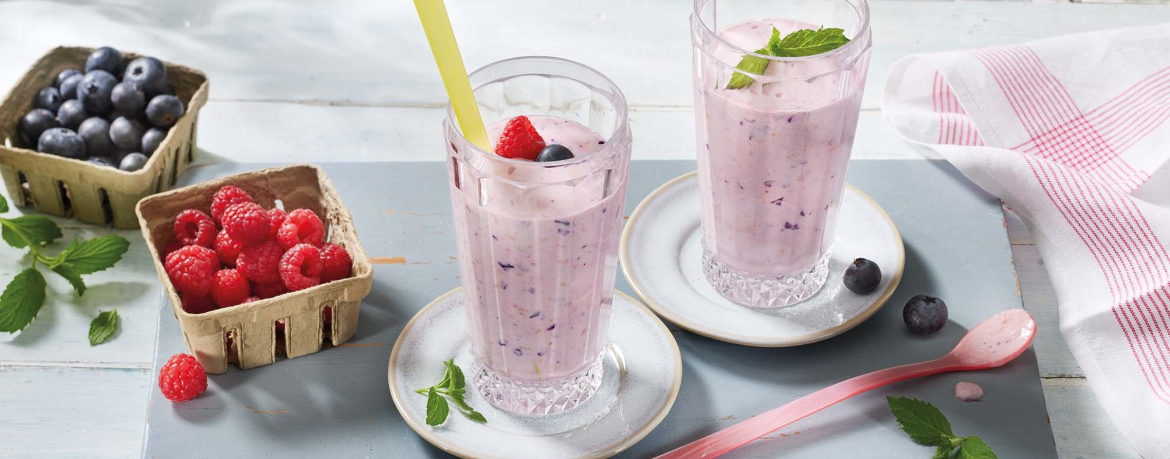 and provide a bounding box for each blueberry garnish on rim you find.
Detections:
[536,144,574,162]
